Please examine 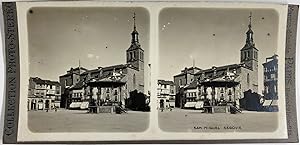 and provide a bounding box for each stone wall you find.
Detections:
[238,67,258,97]
[126,67,144,94]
